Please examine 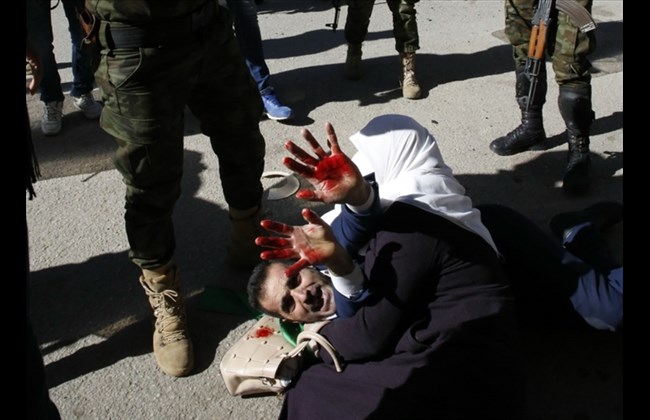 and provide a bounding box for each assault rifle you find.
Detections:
[326,0,342,32]
[524,0,597,111]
